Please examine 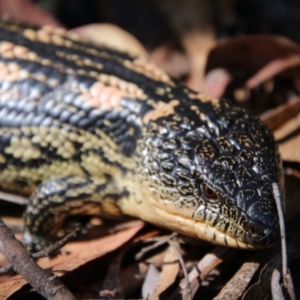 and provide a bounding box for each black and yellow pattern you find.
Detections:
[0,18,283,250]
